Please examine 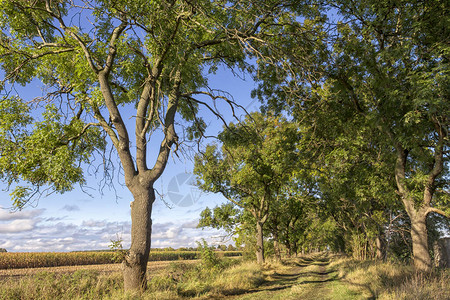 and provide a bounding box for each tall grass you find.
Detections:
[0,254,261,299]
[329,256,450,300]
[0,270,123,300]
[2,253,446,299]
